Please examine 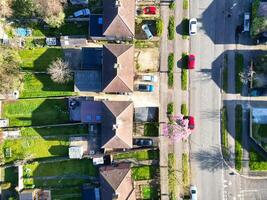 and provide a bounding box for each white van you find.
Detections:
[141,75,158,82]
